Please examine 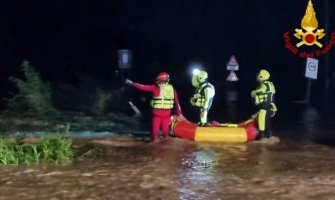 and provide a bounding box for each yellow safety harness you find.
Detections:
[254,81,275,105]
[193,82,214,108]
